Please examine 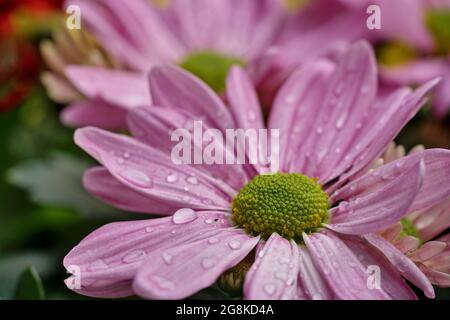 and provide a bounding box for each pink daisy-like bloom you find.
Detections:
[57,0,285,129]
[375,143,450,288]
[65,42,450,299]
[324,0,450,117]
